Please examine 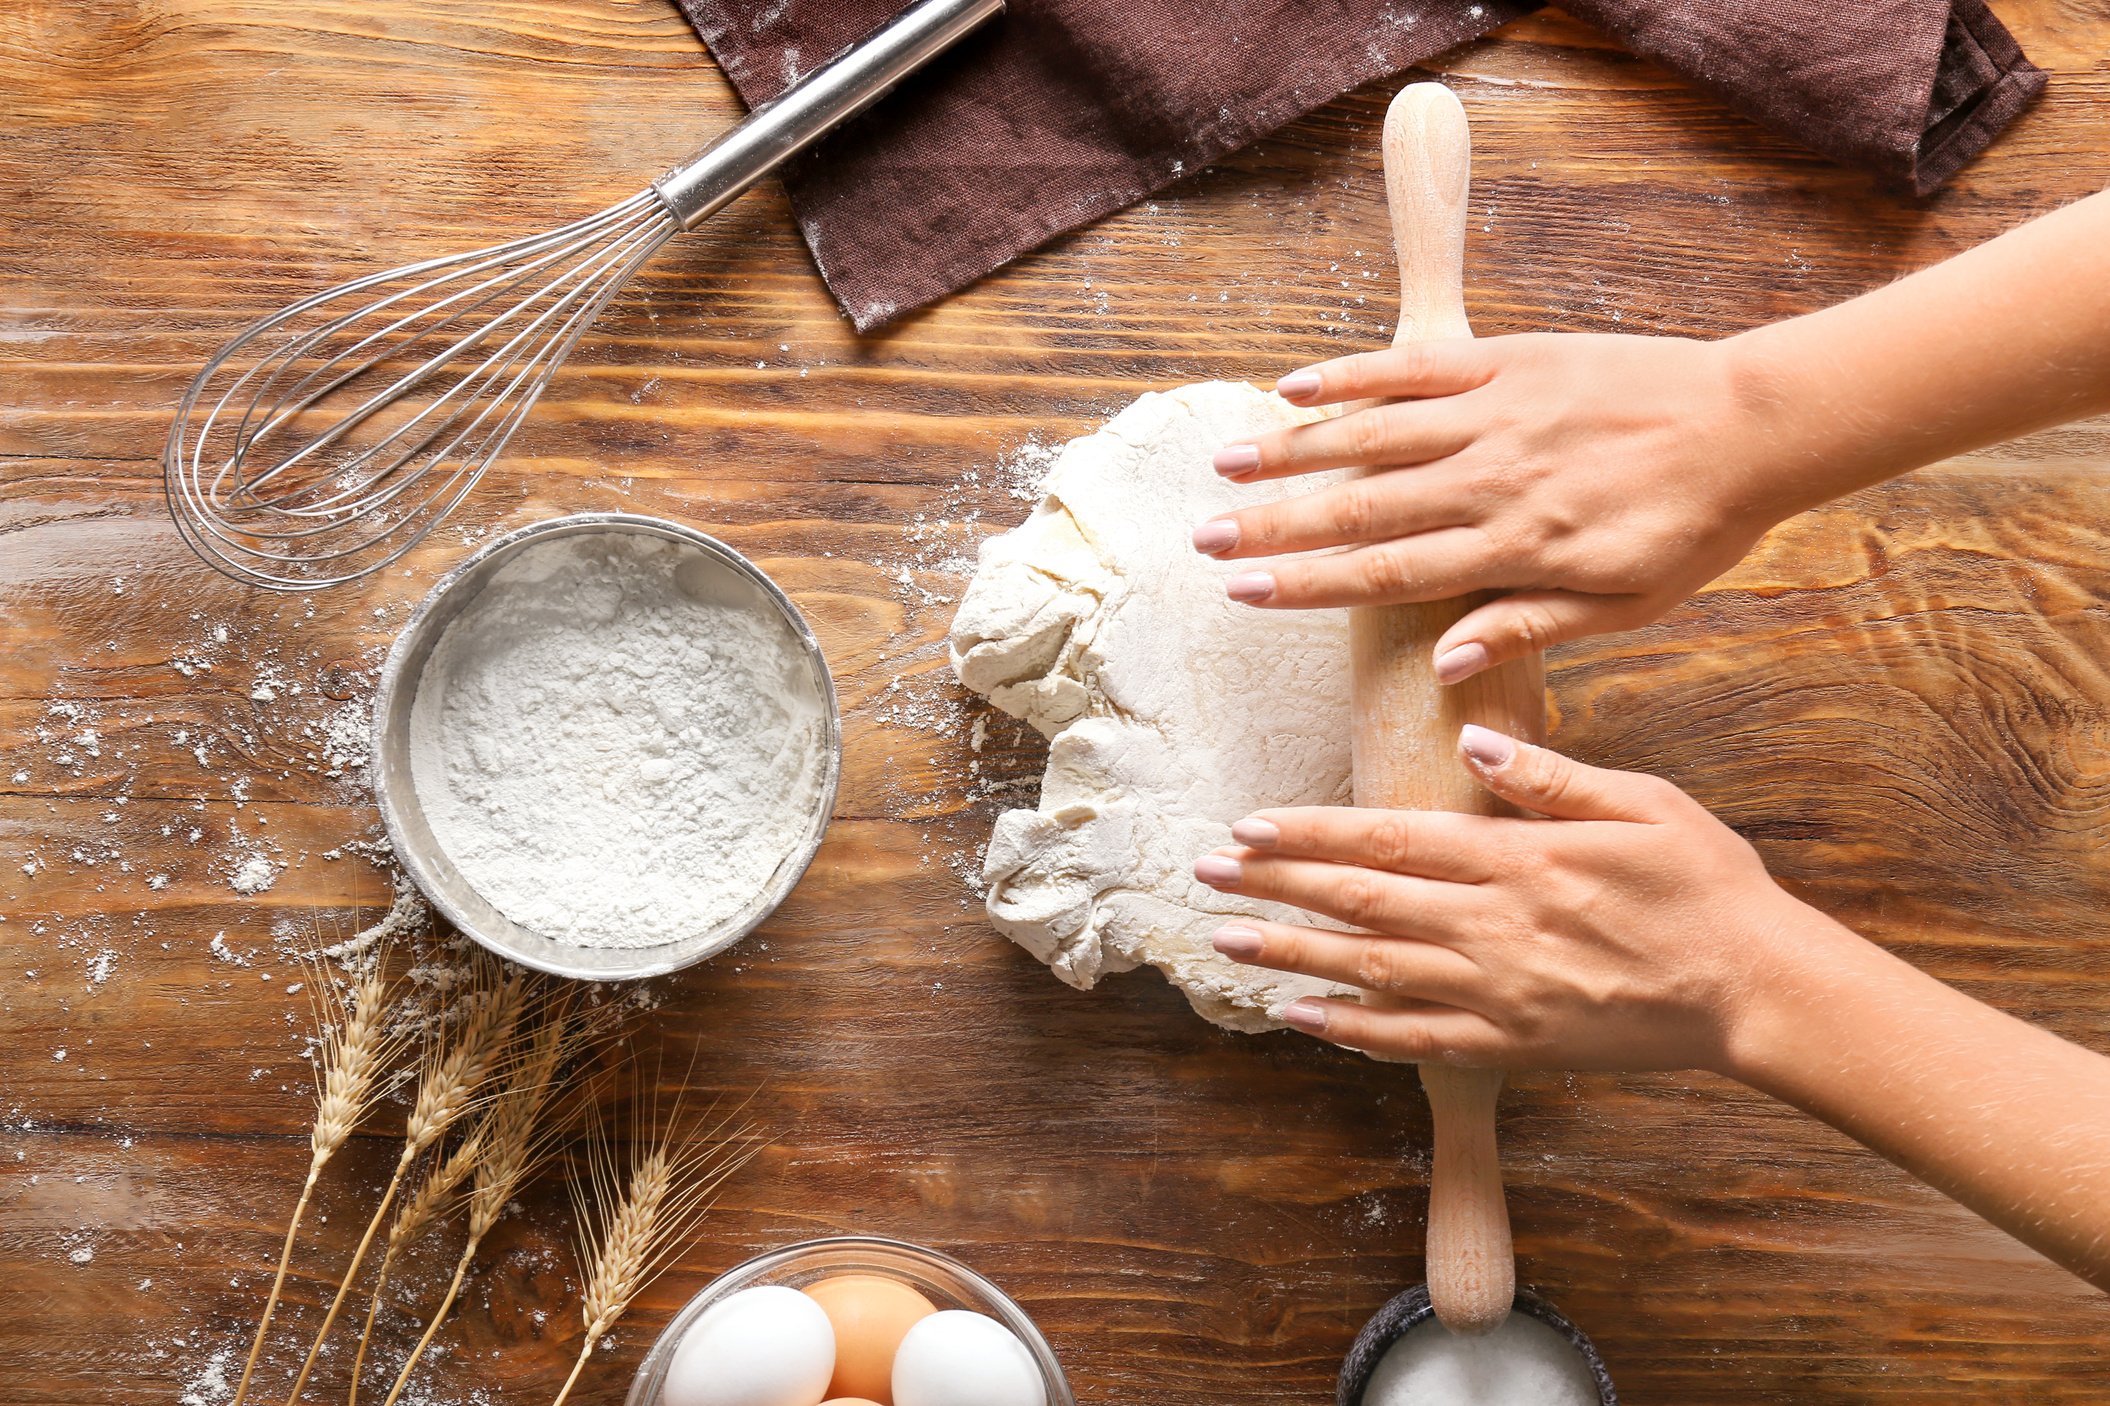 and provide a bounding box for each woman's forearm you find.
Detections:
[1724,912,2110,1288]
[1727,187,2110,520]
